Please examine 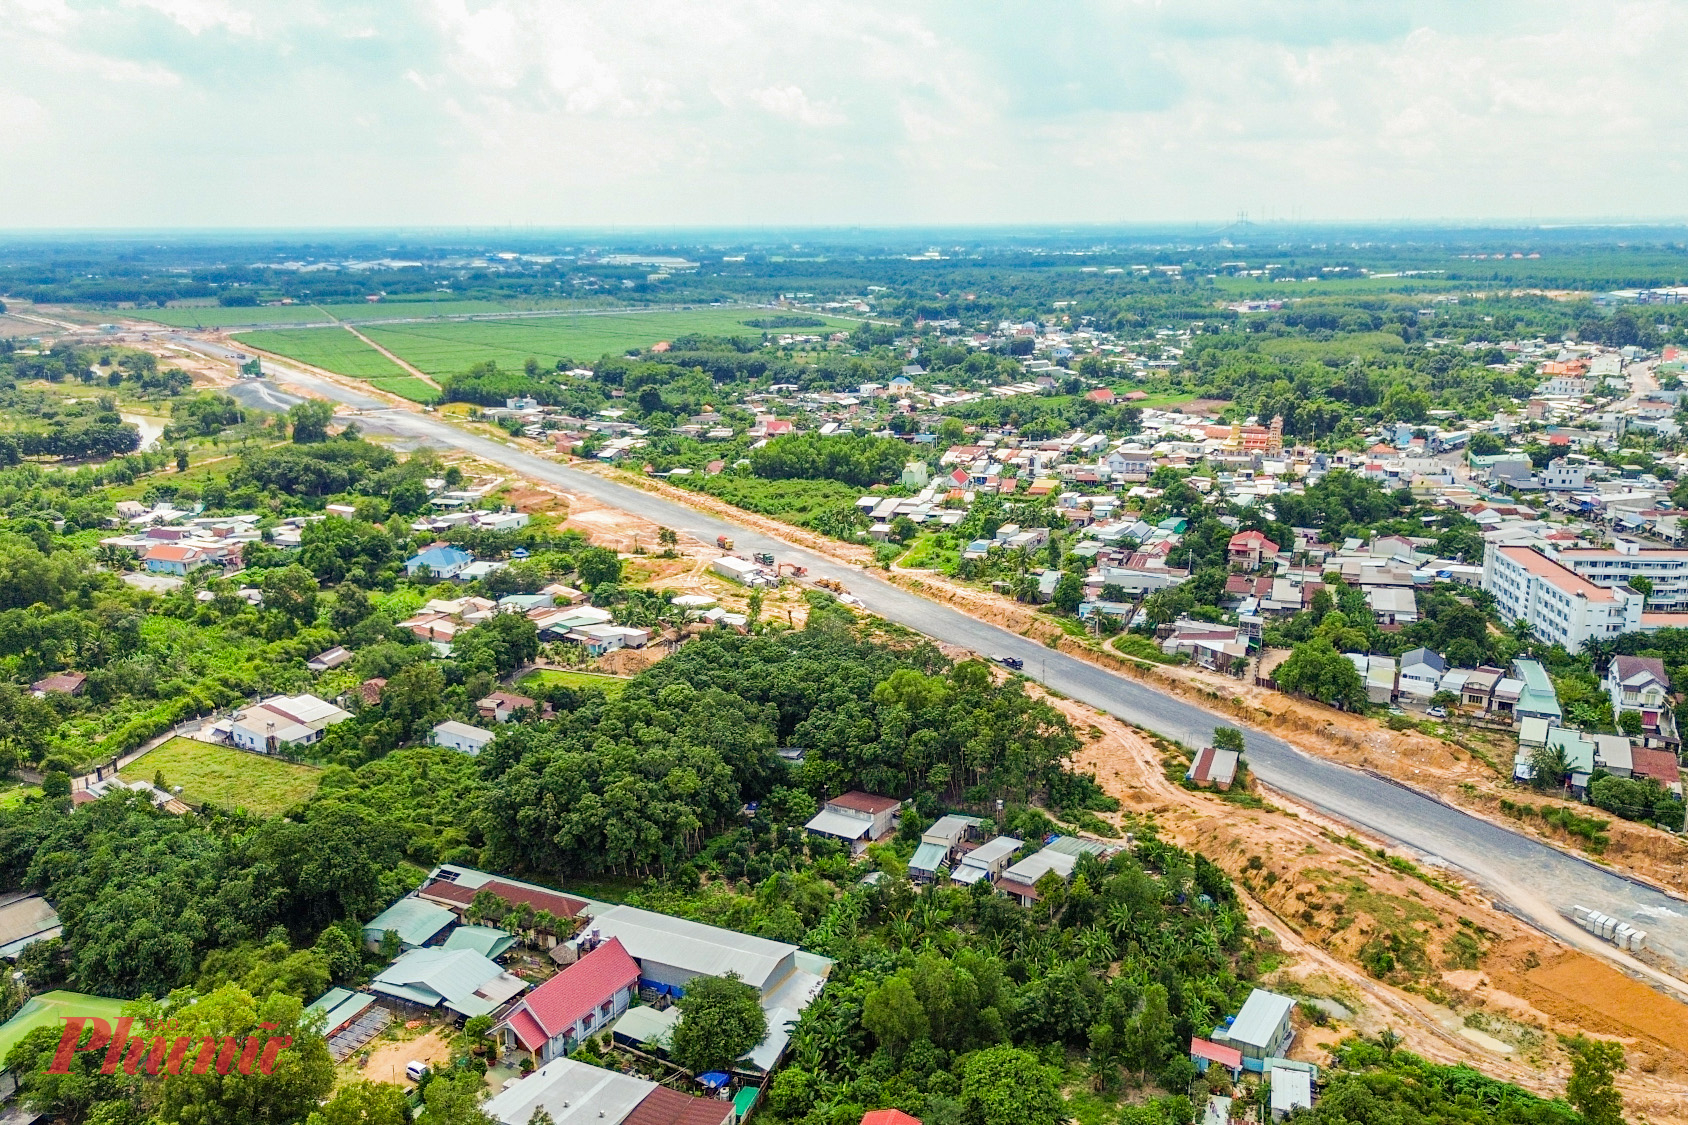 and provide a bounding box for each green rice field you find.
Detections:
[235,326,411,380]
[359,308,858,376]
[367,376,442,403]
